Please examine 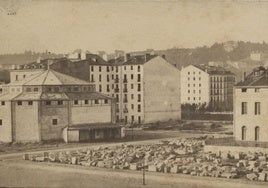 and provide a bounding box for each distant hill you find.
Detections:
[0,51,64,65]
[155,41,268,69]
